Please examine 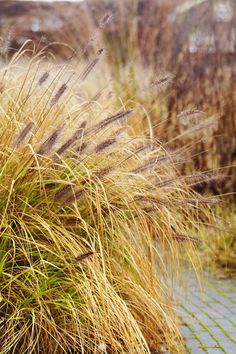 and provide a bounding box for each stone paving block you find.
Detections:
[208,289,236,306]
[217,299,236,312]
[210,319,236,335]
[210,302,233,313]
[178,307,187,316]
[184,320,204,332]
[194,313,216,326]
[206,288,227,298]
[198,331,217,347]
[221,341,235,354]
[206,301,235,317]
[214,297,236,309]
[184,301,200,312]
[191,348,205,353]
[181,326,194,340]
[185,338,203,351]
[179,310,193,321]
[203,295,221,303]
[205,348,224,354]
[207,327,232,342]
[202,307,226,319]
